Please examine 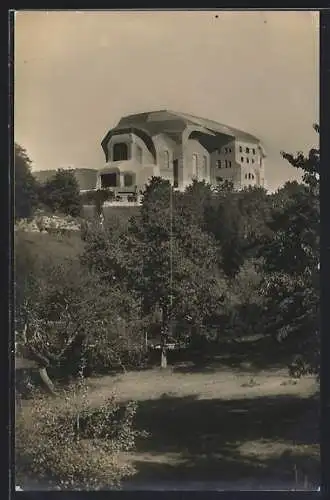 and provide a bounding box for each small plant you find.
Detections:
[15,370,140,490]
